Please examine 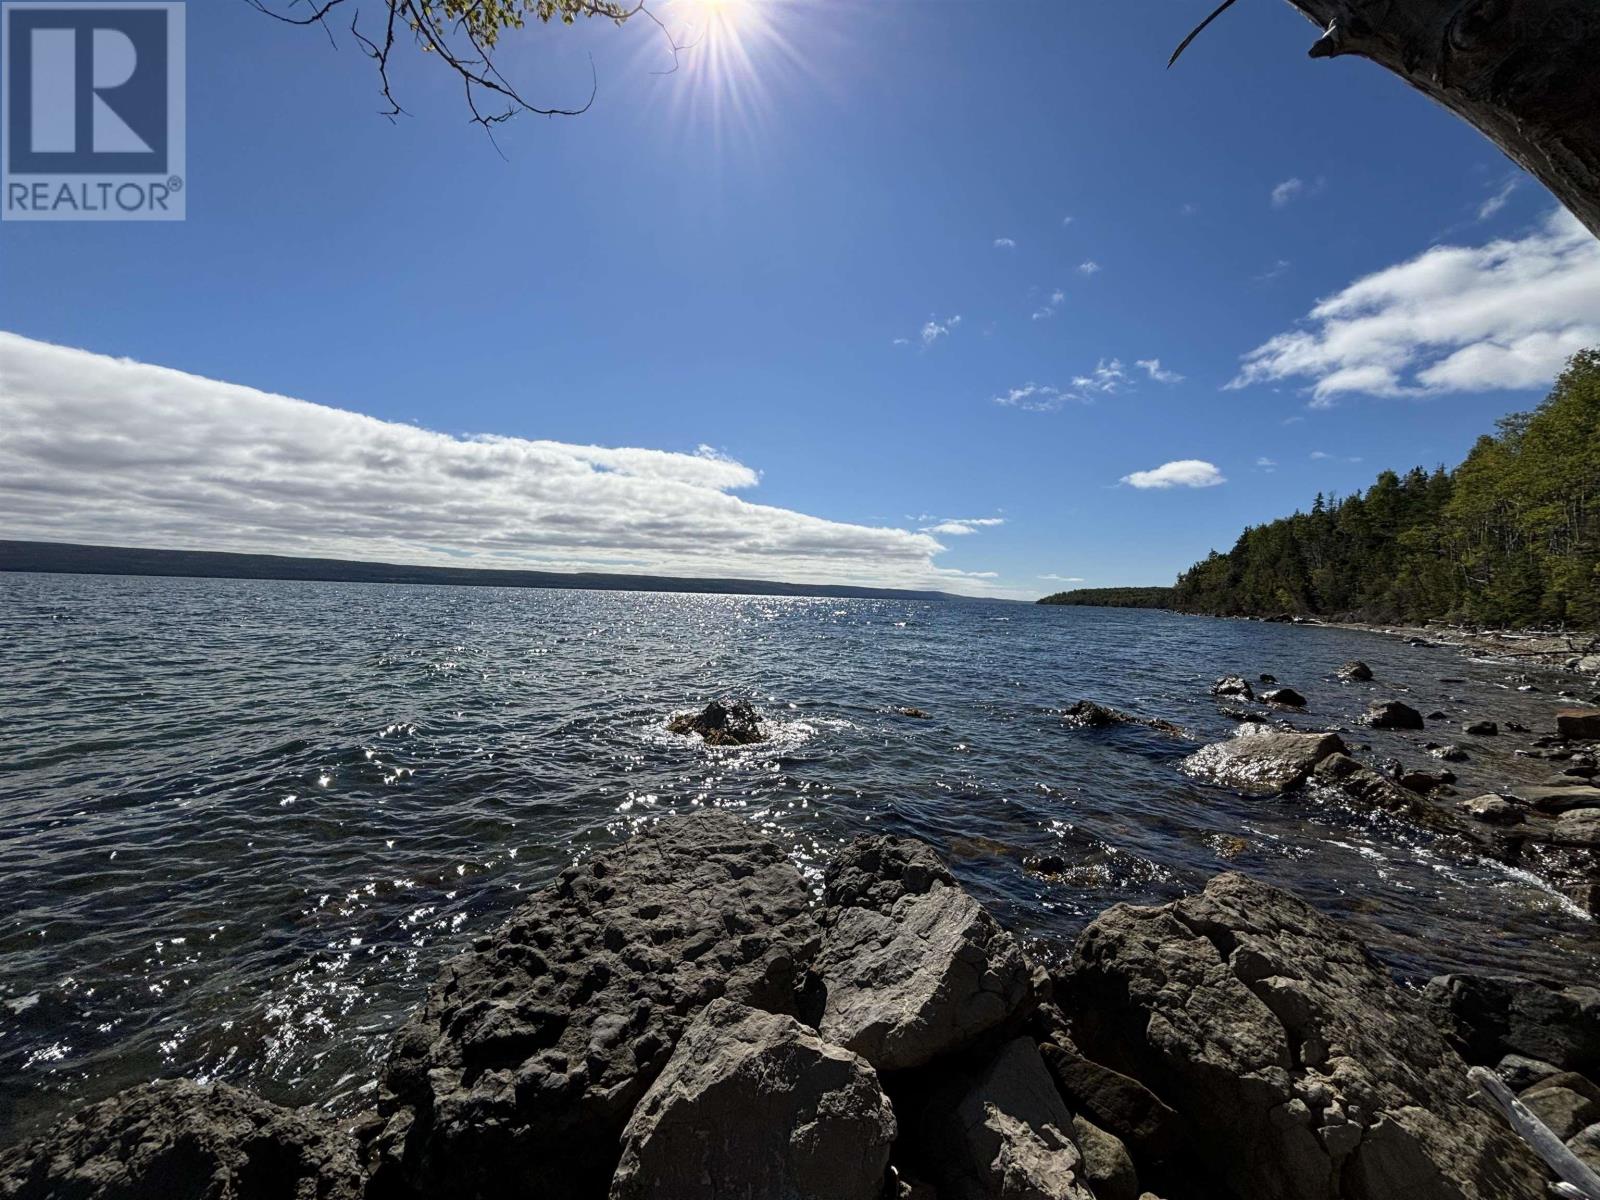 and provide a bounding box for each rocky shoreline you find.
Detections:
[3,806,1597,1200]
